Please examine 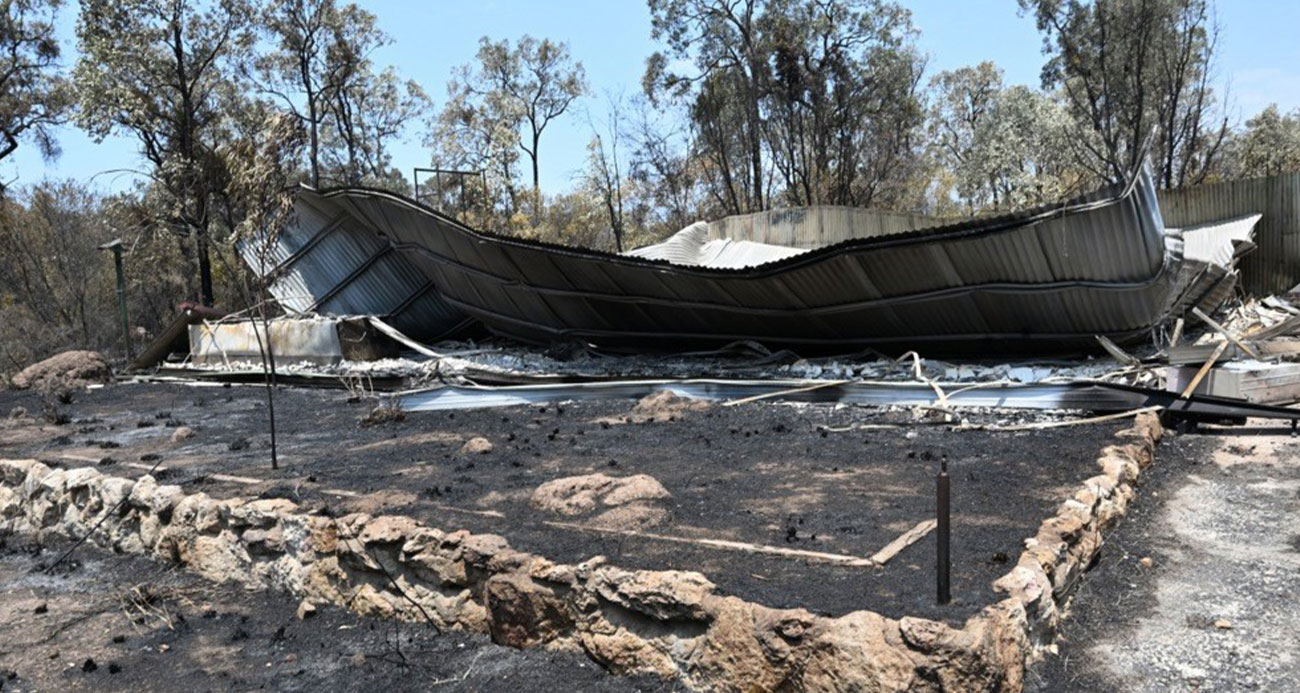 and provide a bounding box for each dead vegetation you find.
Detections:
[360,402,407,427]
